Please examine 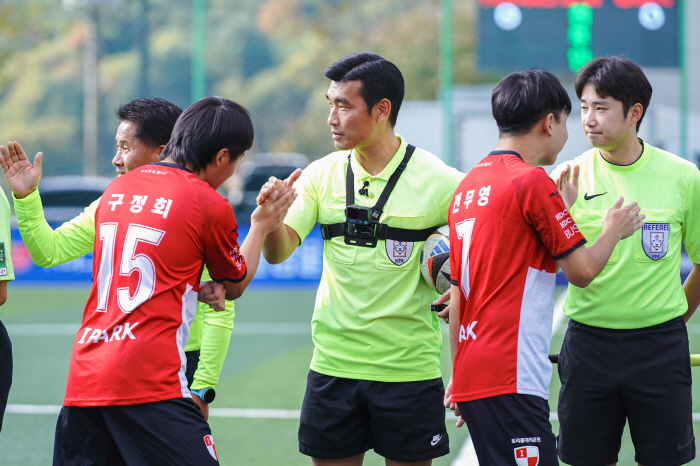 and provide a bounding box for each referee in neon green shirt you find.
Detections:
[260,52,464,465]
[0,98,229,420]
[553,57,700,466]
